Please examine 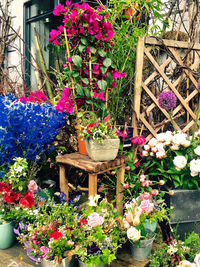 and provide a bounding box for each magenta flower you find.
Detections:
[158,91,177,110]
[53,4,65,16]
[98,91,105,101]
[130,136,146,146]
[65,0,71,7]
[95,31,102,40]
[49,29,60,41]
[197,79,200,92]
[112,71,126,79]
[68,57,72,62]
